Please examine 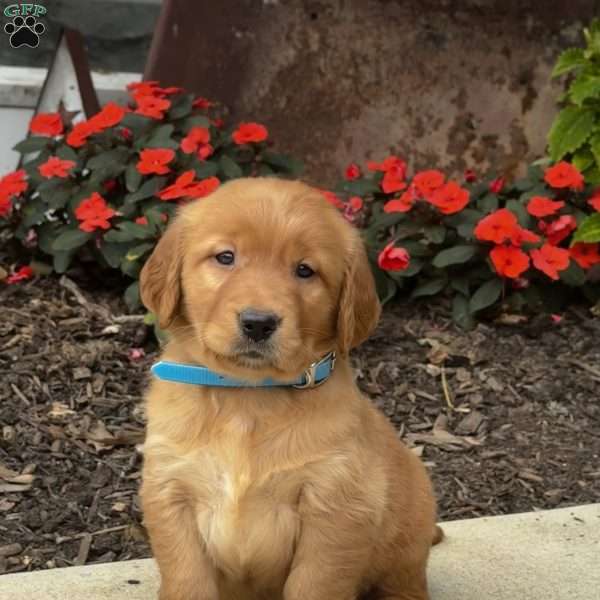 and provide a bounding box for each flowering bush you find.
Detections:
[324,157,600,327]
[0,82,301,307]
[548,19,600,184]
